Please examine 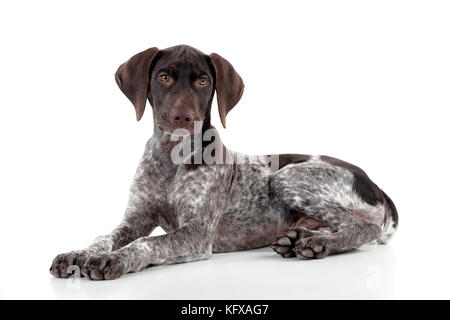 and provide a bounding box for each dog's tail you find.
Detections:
[378,189,399,244]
